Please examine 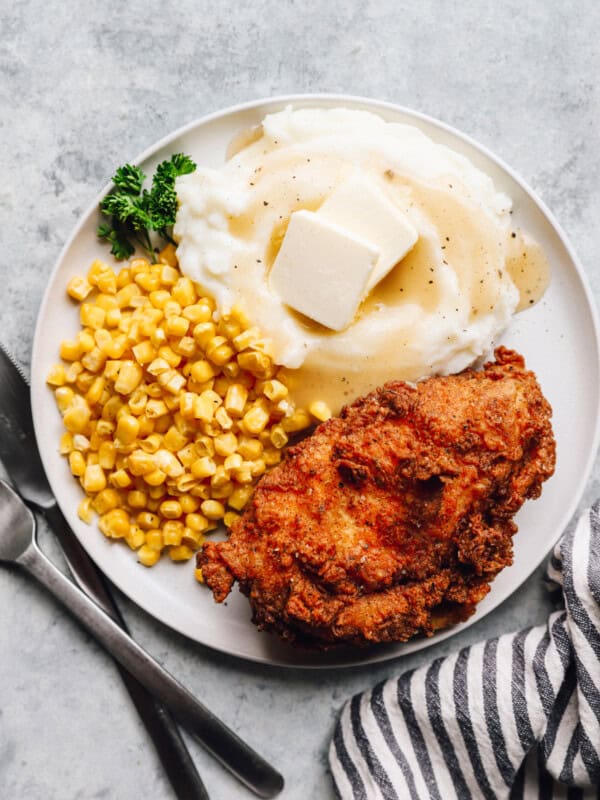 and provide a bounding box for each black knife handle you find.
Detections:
[44,504,209,800]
